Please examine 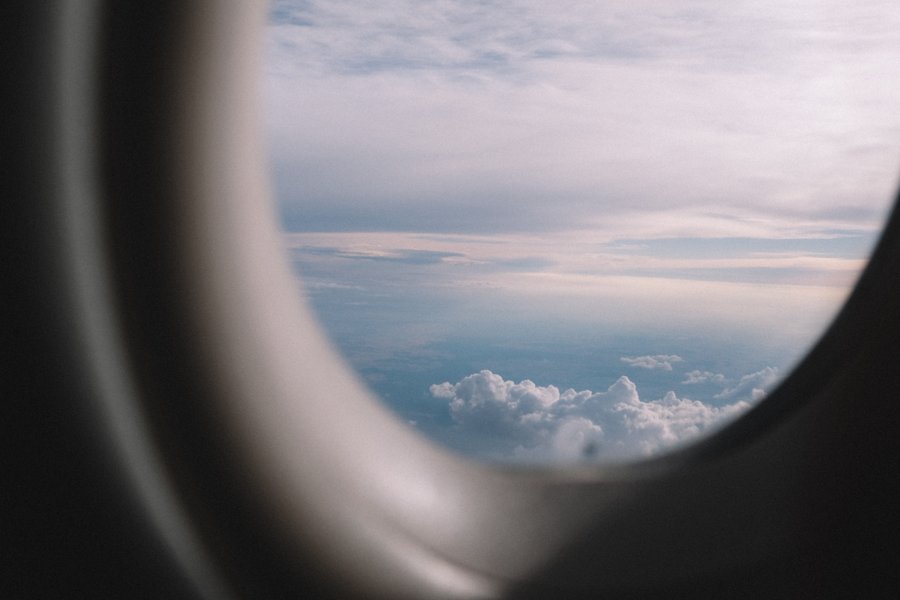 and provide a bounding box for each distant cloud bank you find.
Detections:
[682,370,727,385]
[620,354,683,371]
[430,369,758,463]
